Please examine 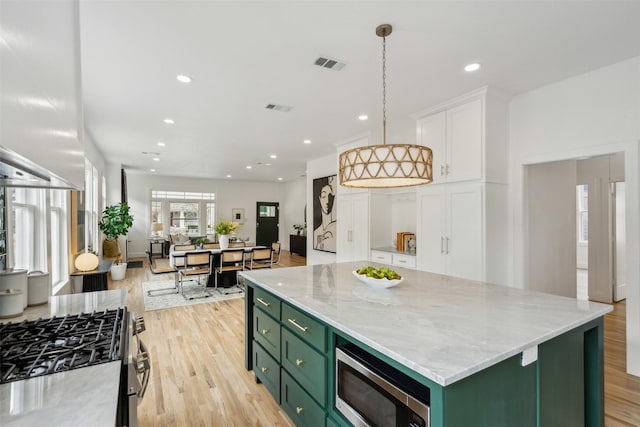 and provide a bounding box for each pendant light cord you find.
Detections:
[382,32,387,145]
